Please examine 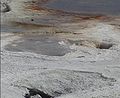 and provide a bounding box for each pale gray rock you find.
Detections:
[31,94,42,98]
